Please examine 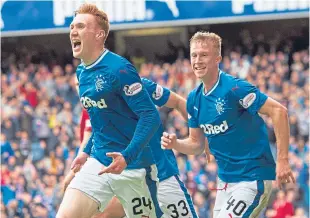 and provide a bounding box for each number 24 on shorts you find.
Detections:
[132,197,152,215]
